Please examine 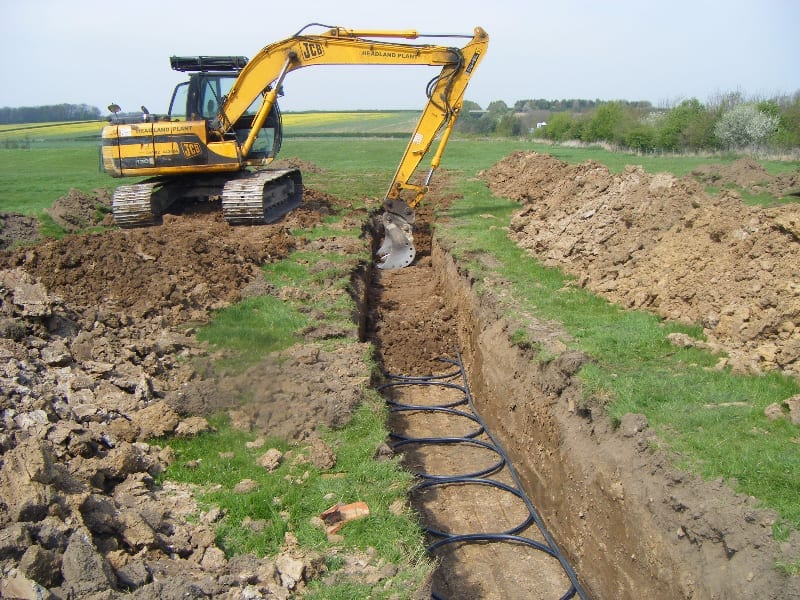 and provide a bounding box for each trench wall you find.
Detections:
[431,240,716,600]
